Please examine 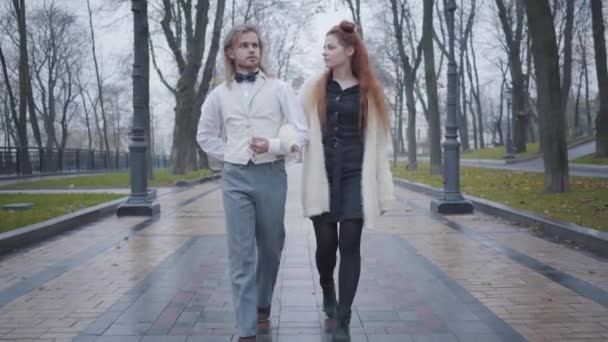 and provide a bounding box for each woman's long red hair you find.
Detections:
[313,21,389,132]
